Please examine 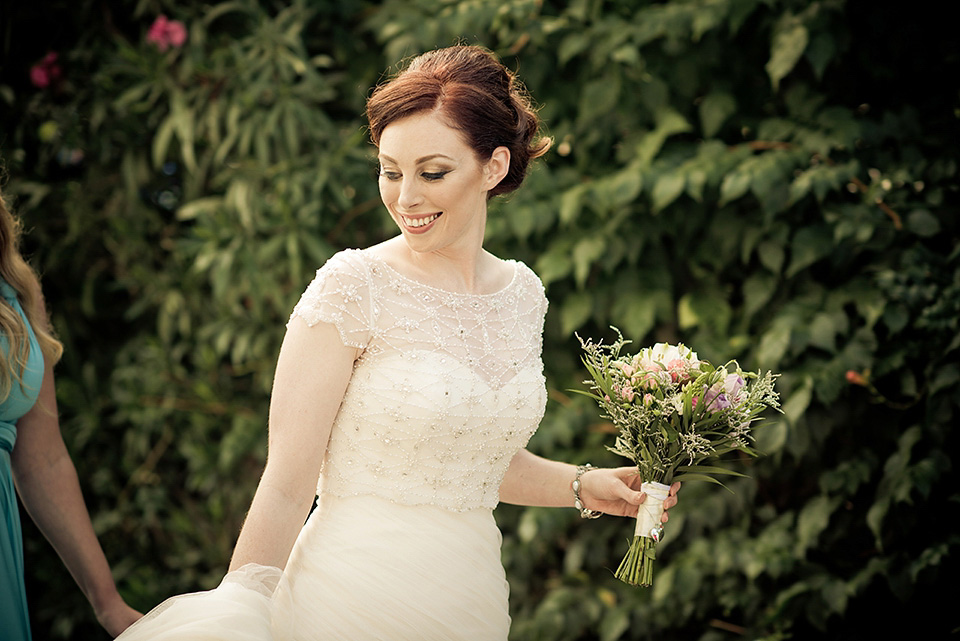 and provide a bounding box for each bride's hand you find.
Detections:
[578,466,680,520]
